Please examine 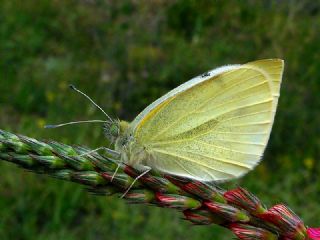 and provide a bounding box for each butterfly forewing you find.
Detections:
[131,59,284,181]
